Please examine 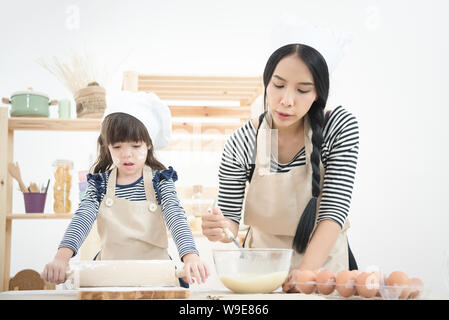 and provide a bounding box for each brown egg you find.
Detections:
[408,277,424,299]
[355,272,380,298]
[312,270,321,293]
[387,271,411,299]
[373,271,382,297]
[350,270,360,296]
[336,270,357,297]
[296,270,316,294]
[316,269,335,295]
